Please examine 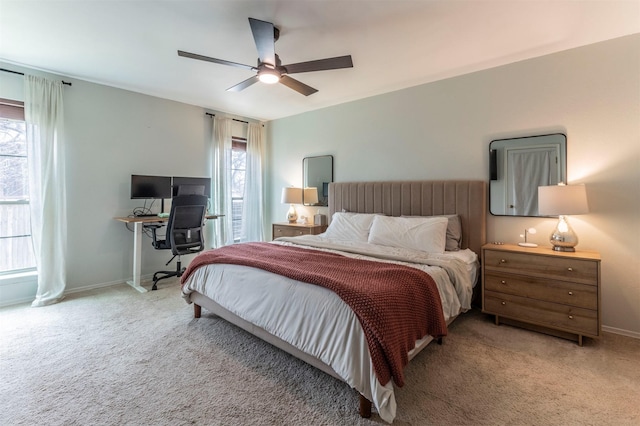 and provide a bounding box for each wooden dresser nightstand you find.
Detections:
[481,243,601,346]
[272,222,328,240]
